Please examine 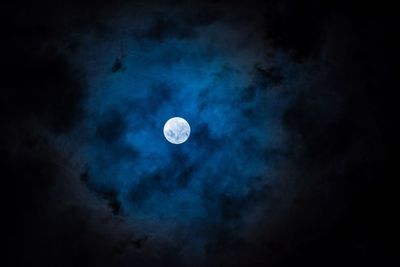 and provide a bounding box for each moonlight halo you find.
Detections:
[163,117,191,144]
